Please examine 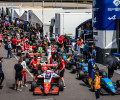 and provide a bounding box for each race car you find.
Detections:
[31,64,64,95]
[81,68,120,95]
